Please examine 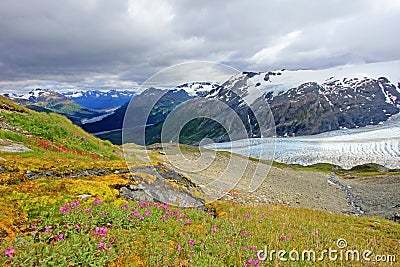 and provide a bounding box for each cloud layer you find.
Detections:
[0,0,399,92]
